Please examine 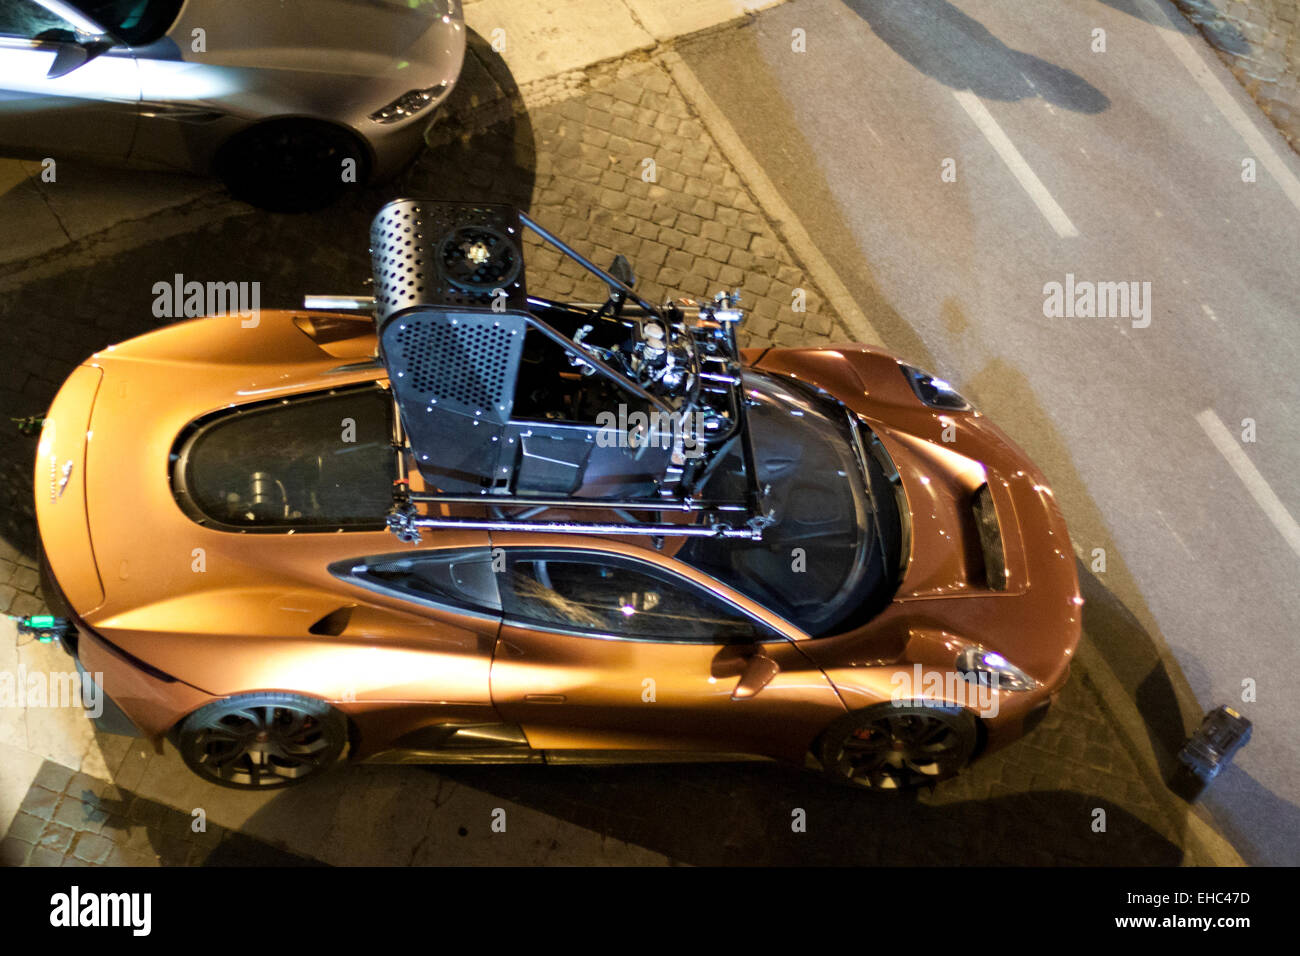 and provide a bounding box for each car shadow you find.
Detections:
[422,762,1184,865]
[840,0,1110,113]
[47,732,1174,866]
[36,690,1202,866]
[1075,561,1192,780]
